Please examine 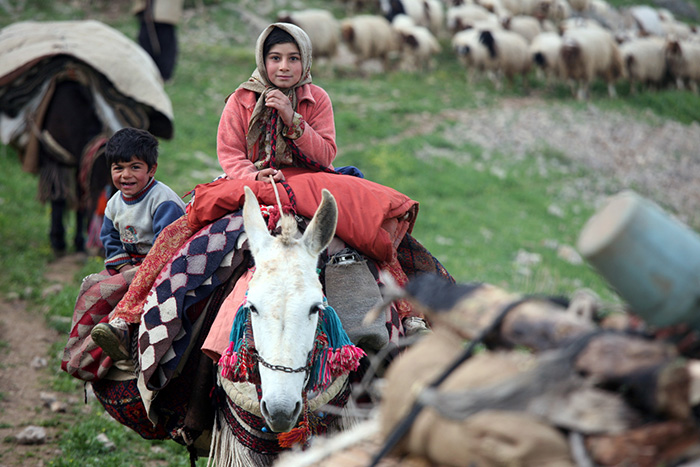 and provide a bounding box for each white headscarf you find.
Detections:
[235,22,313,166]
